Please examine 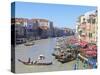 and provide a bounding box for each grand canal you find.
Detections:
[15,37,86,73]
